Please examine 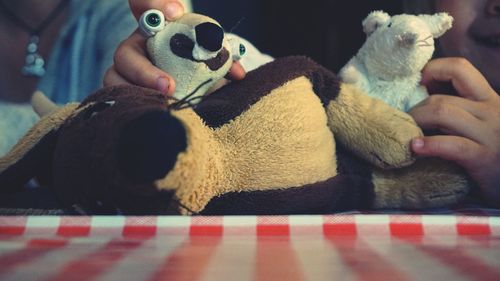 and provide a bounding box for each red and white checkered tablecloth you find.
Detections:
[1,214,500,281]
